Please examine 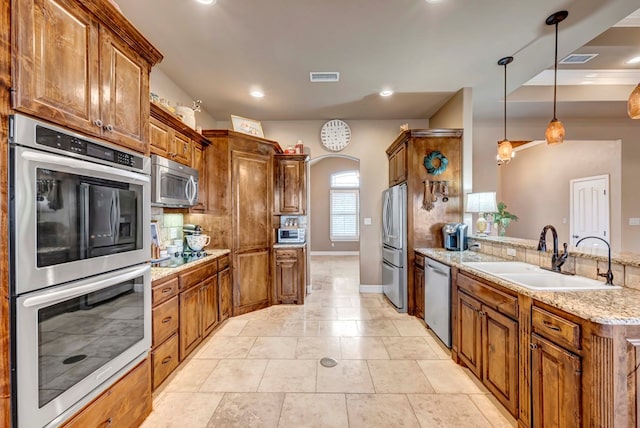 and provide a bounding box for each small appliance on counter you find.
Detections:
[183,224,210,251]
[277,216,306,244]
[443,223,468,251]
